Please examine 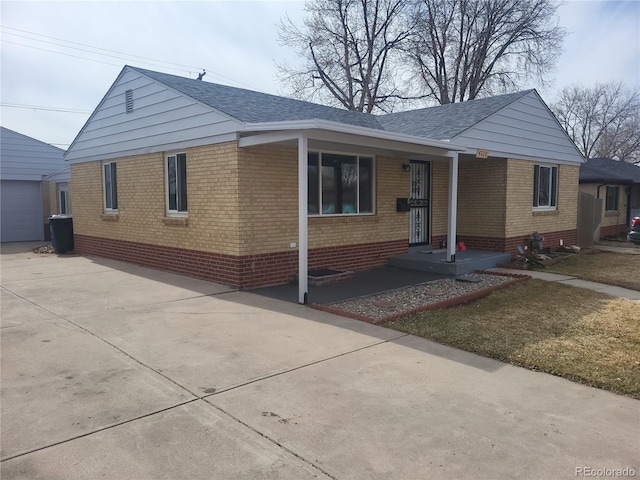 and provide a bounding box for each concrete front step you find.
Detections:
[388,250,512,276]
